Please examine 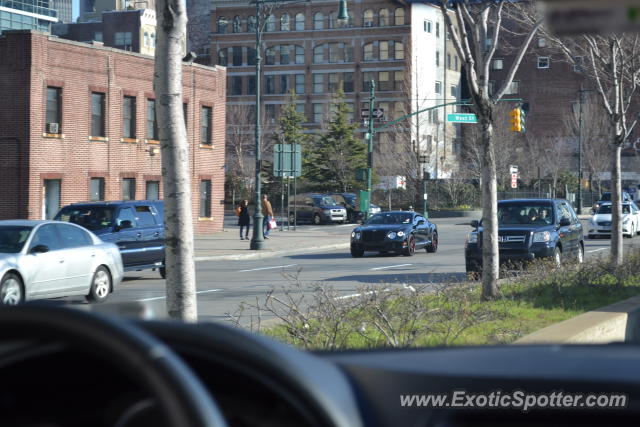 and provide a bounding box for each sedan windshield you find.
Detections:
[0,226,33,253]
[498,203,554,225]
[316,196,338,206]
[597,205,631,215]
[366,213,412,225]
[55,206,115,231]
